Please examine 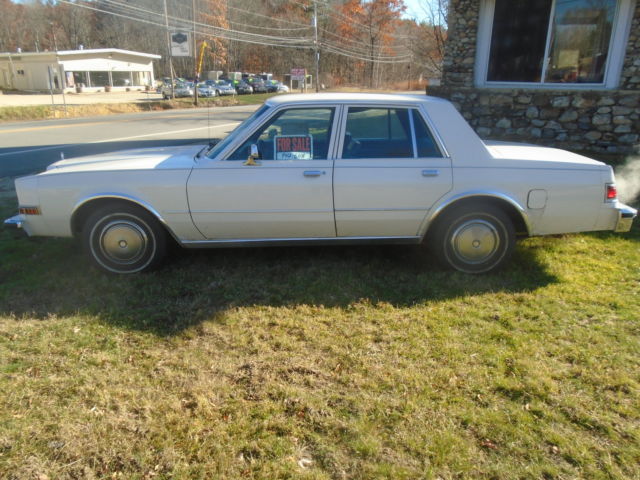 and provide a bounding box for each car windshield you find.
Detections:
[204,104,272,160]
